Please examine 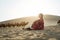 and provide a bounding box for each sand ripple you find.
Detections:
[0,25,60,40]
